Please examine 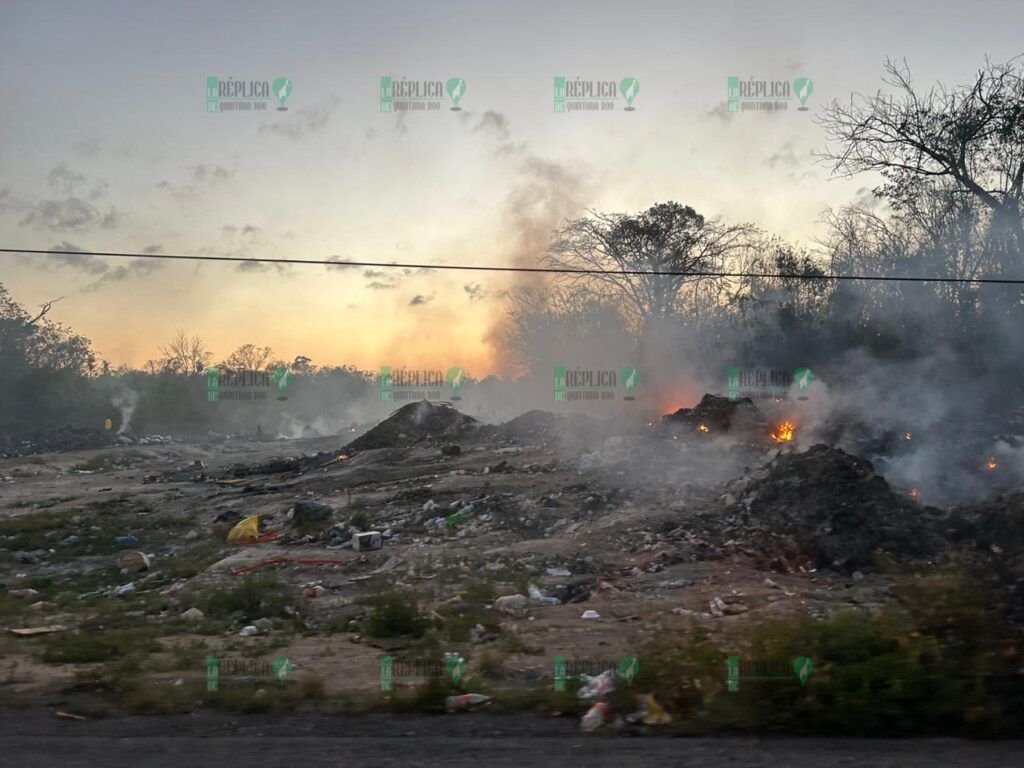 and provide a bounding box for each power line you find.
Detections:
[3,246,1024,285]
